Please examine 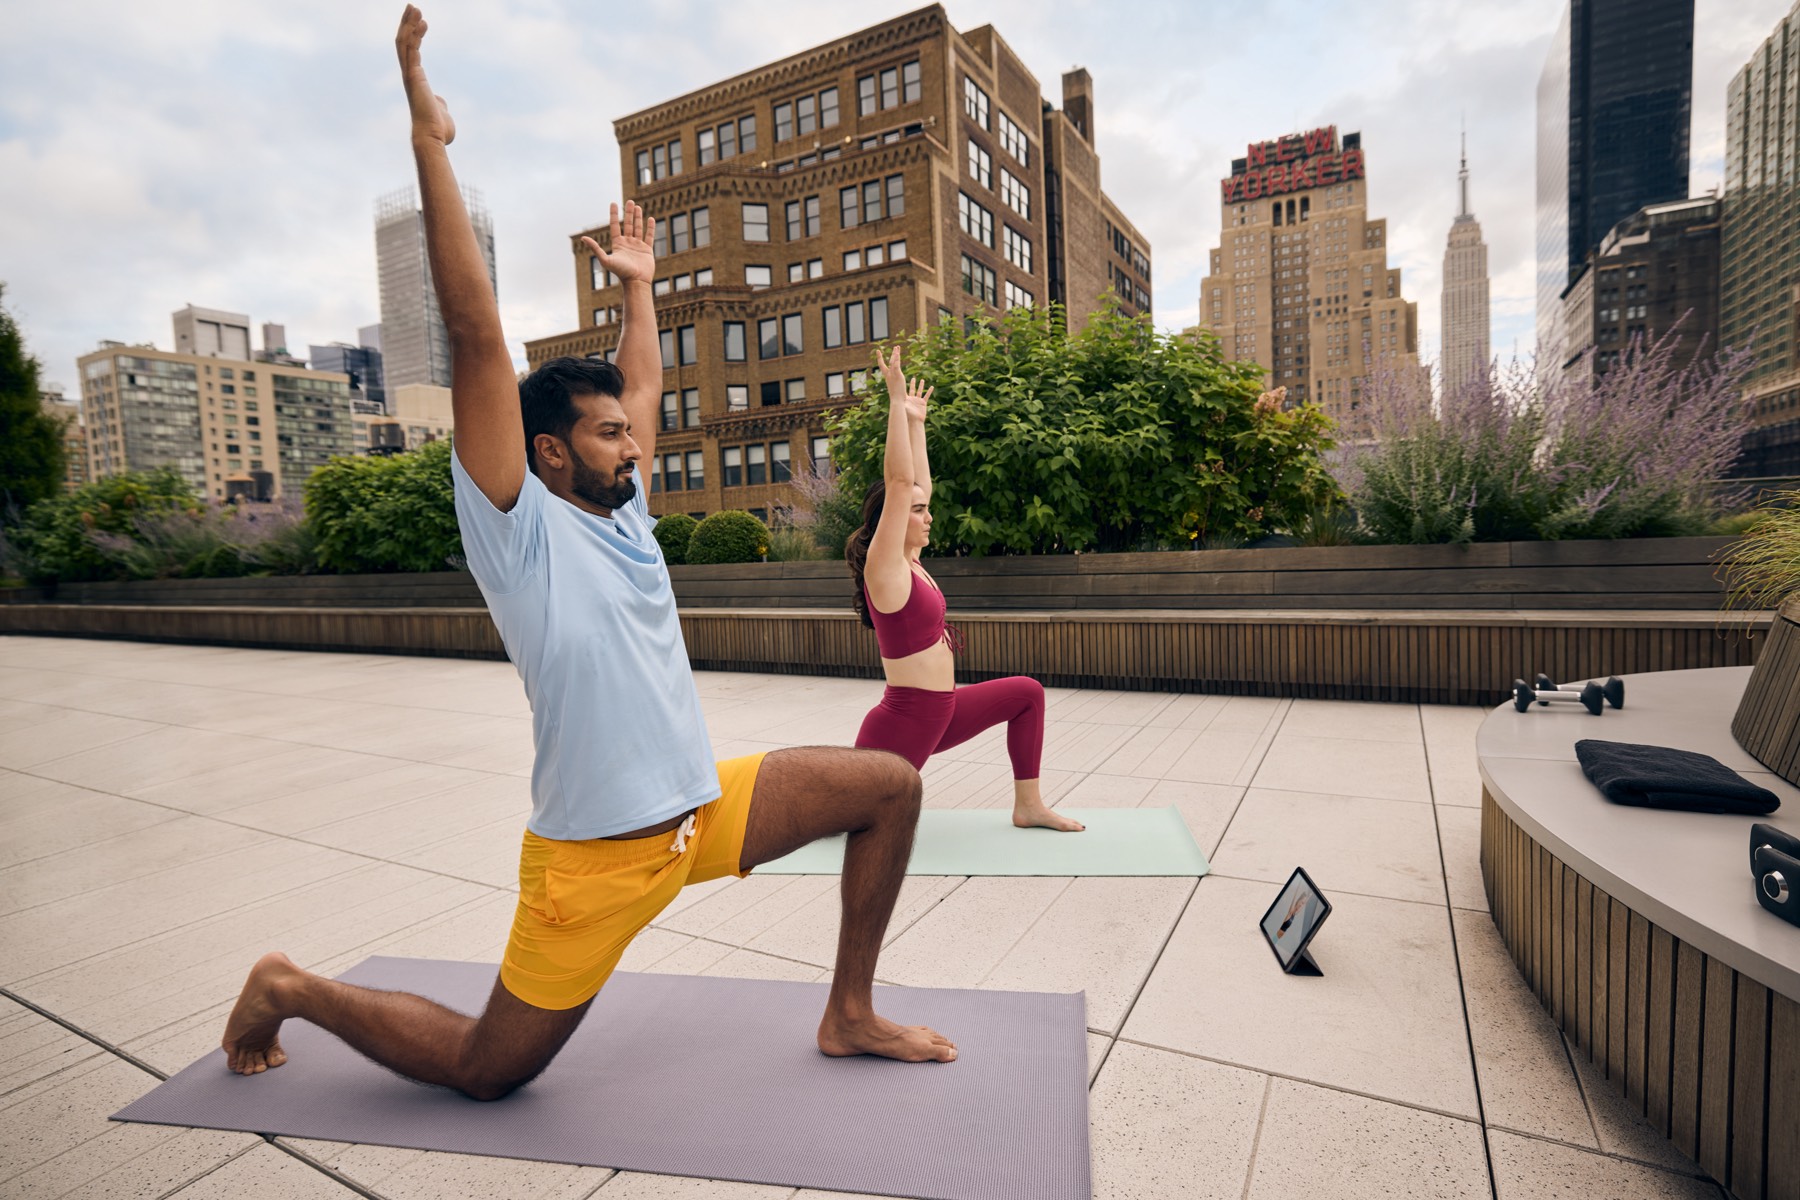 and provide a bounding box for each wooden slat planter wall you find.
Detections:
[0,604,1766,705]
[0,535,1734,612]
[1482,790,1799,1200]
[1732,595,1800,786]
